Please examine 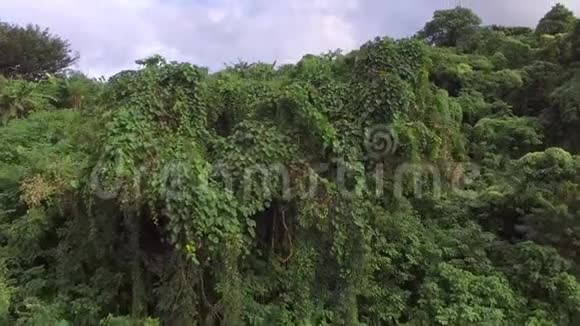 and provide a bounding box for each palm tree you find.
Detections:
[0,77,54,123]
